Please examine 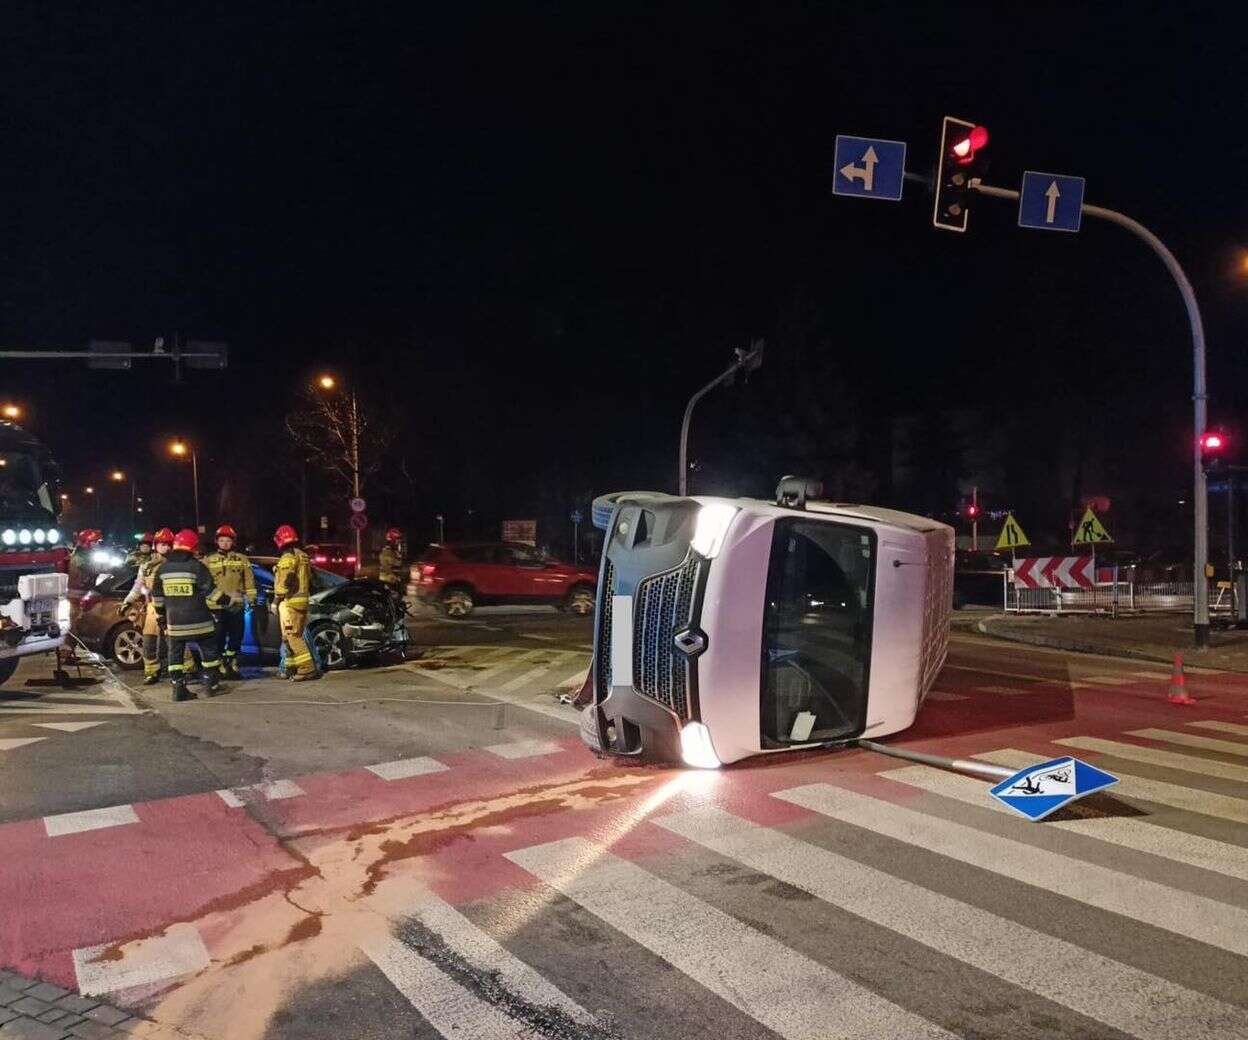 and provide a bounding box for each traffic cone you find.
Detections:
[1167,654,1196,705]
